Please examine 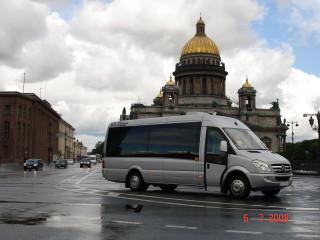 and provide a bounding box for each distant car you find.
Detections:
[89,155,97,165]
[24,159,43,171]
[66,159,74,165]
[55,159,68,169]
[80,158,91,168]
